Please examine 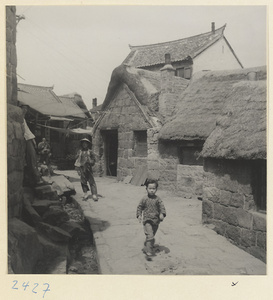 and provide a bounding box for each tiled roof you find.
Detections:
[123,25,226,68]
[58,95,87,119]
[17,83,87,119]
